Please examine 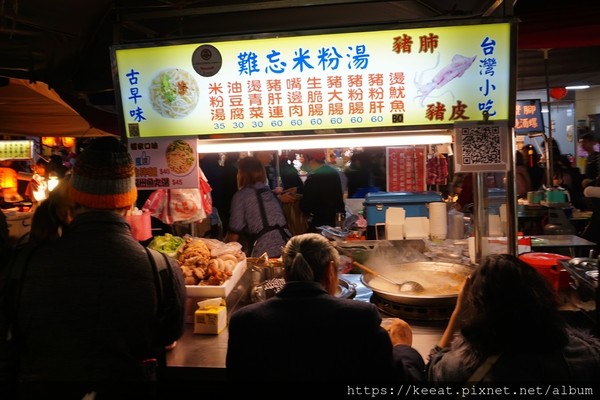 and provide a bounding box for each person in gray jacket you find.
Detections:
[427,253,600,385]
[1,137,185,399]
